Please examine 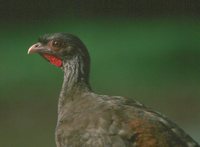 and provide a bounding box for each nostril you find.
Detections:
[35,44,39,47]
